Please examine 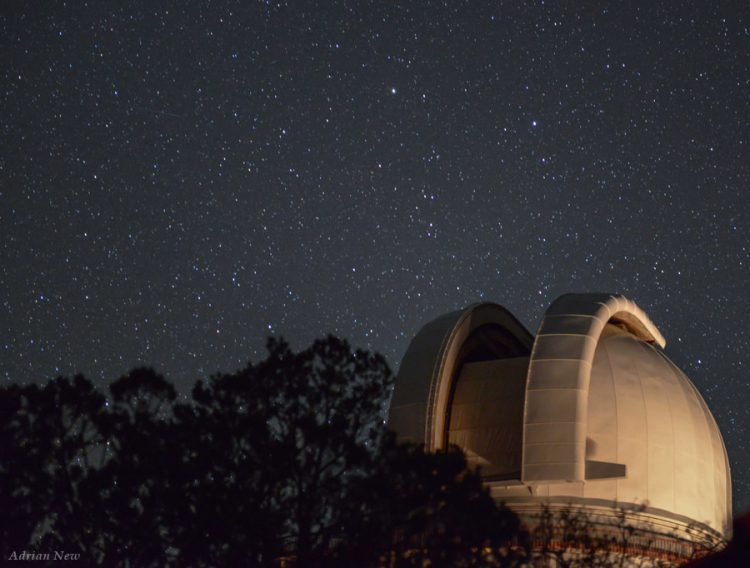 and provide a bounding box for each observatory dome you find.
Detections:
[389,293,732,556]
